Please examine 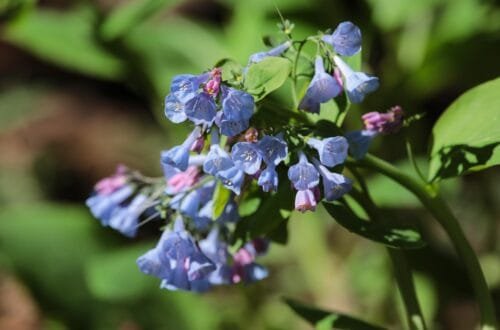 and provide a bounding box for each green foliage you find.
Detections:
[3,6,125,81]
[323,201,426,249]
[212,182,232,219]
[428,77,500,181]
[244,57,292,101]
[284,298,386,330]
